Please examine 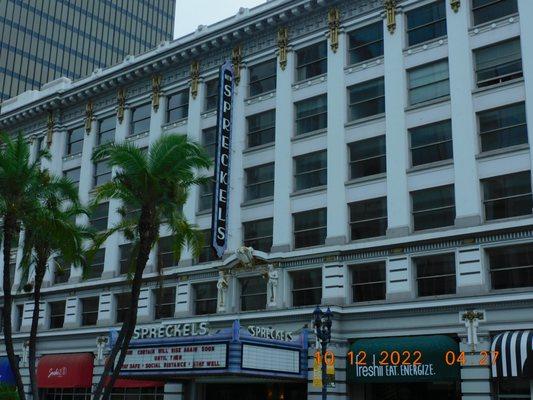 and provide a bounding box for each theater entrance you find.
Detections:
[199,382,306,400]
